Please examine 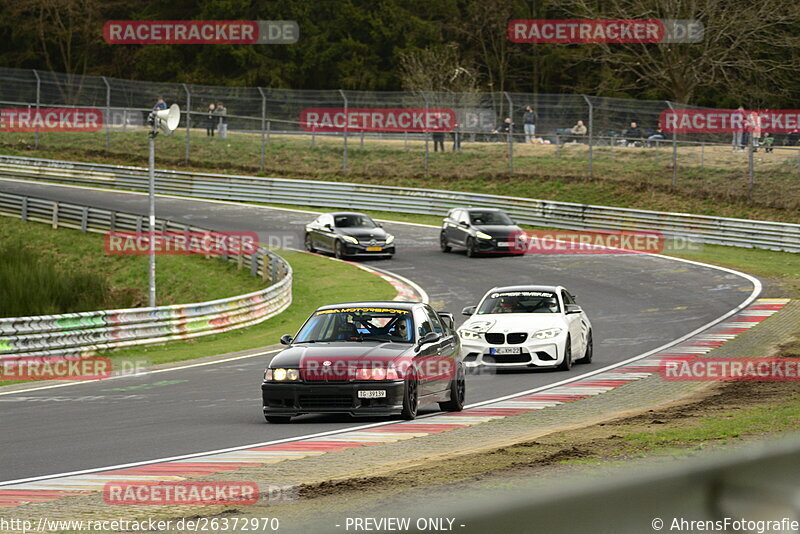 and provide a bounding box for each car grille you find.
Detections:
[298,394,353,410]
[485,333,505,344]
[484,333,528,344]
[357,239,385,245]
[485,353,531,364]
[507,333,528,344]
